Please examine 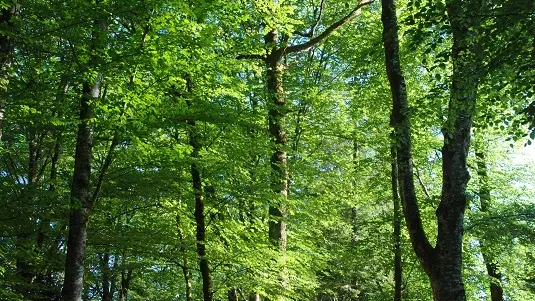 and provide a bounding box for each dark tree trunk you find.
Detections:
[390,144,402,301]
[118,268,132,301]
[185,77,212,301]
[249,293,260,301]
[475,150,504,301]
[100,253,112,301]
[62,74,102,301]
[383,0,481,300]
[228,288,238,301]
